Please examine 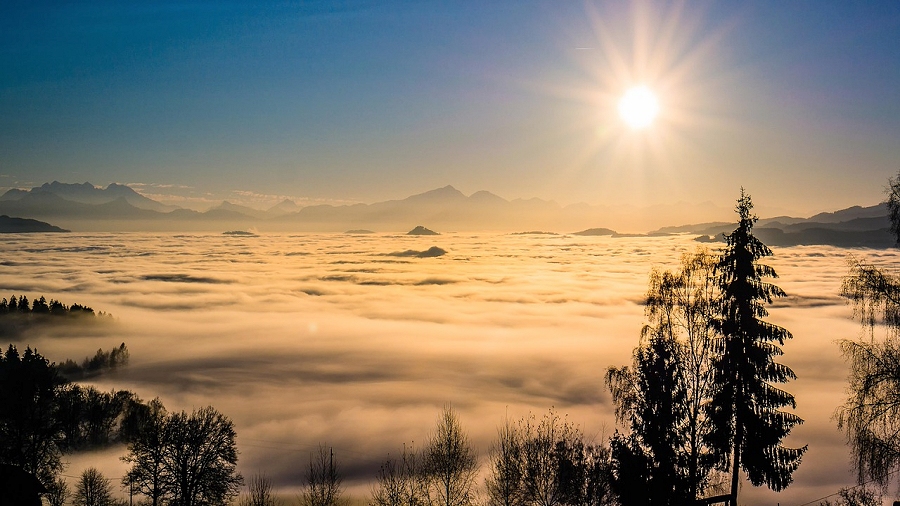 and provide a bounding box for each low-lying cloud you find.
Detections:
[1,233,898,503]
